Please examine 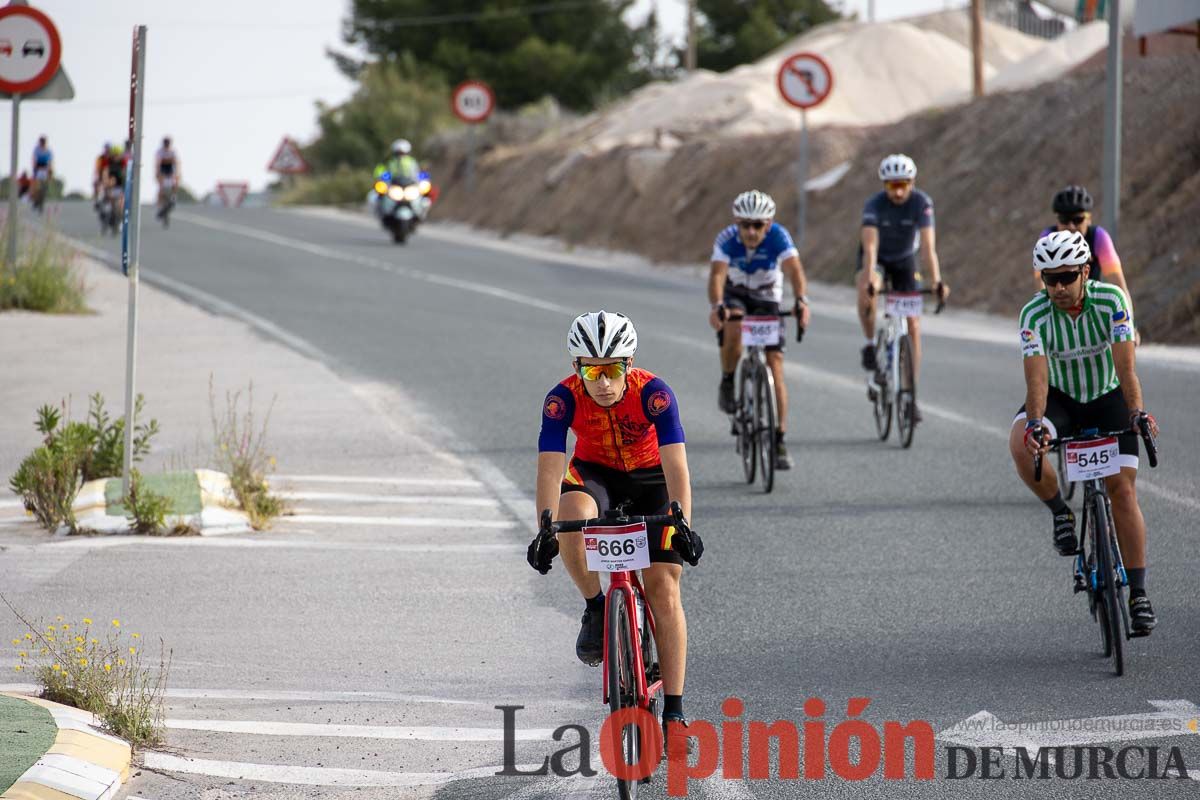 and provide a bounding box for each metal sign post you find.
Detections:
[5,93,18,266]
[451,80,495,195]
[1101,0,1122,242]
[121,25,147,495]
[776,52,833,248]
